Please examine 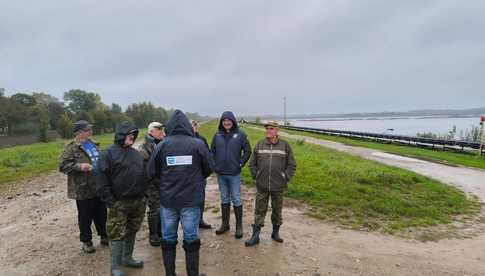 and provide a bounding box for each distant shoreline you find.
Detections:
[296,115,481,122]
